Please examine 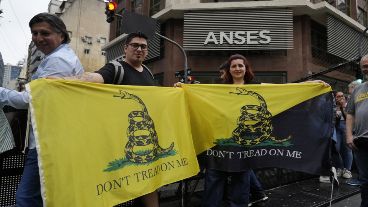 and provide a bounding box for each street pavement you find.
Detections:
[159,176,361,207]
[332,194,360,207]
